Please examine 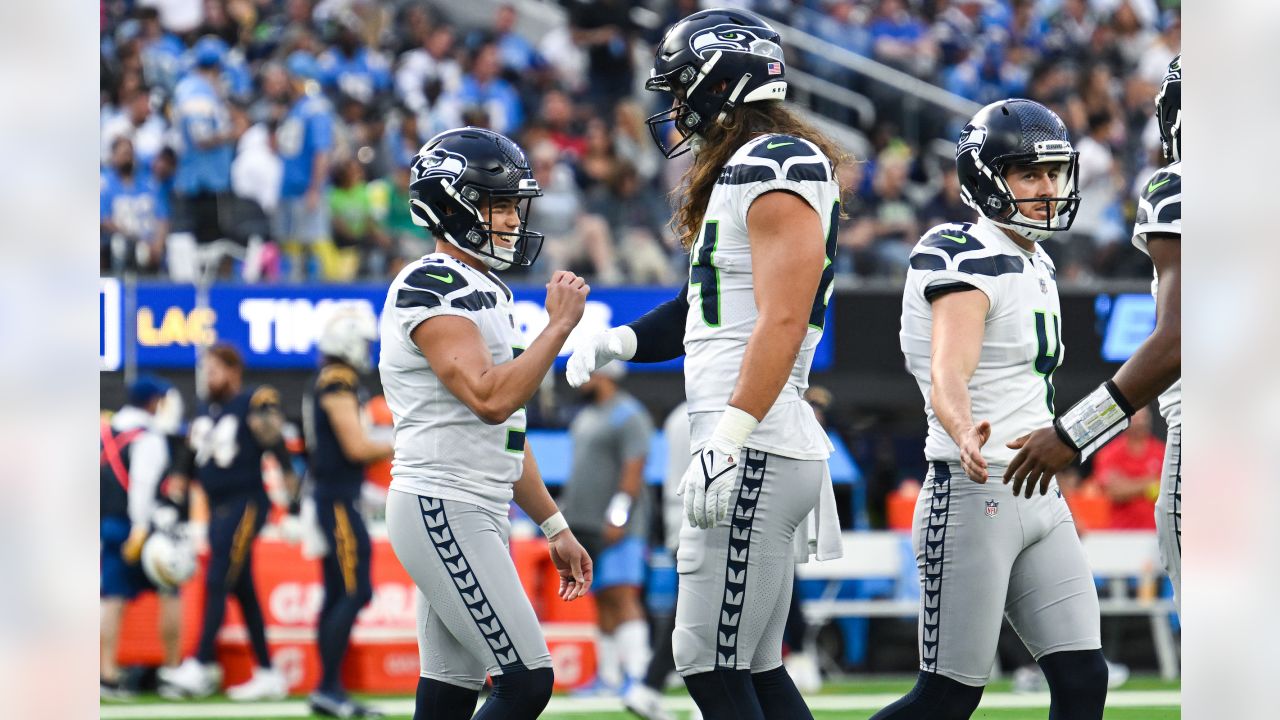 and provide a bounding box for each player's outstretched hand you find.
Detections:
[680,441,740,529]
[566,329,627,387]
[959,420,991,483]
[548,529,593,601]
[1004,427,1078,498]
[545,270,589,333]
